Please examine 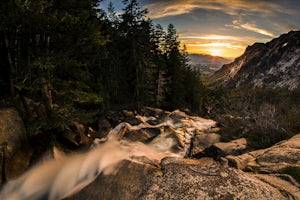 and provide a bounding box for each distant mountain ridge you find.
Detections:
[188,54,231,75]
[211,30,300,90]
